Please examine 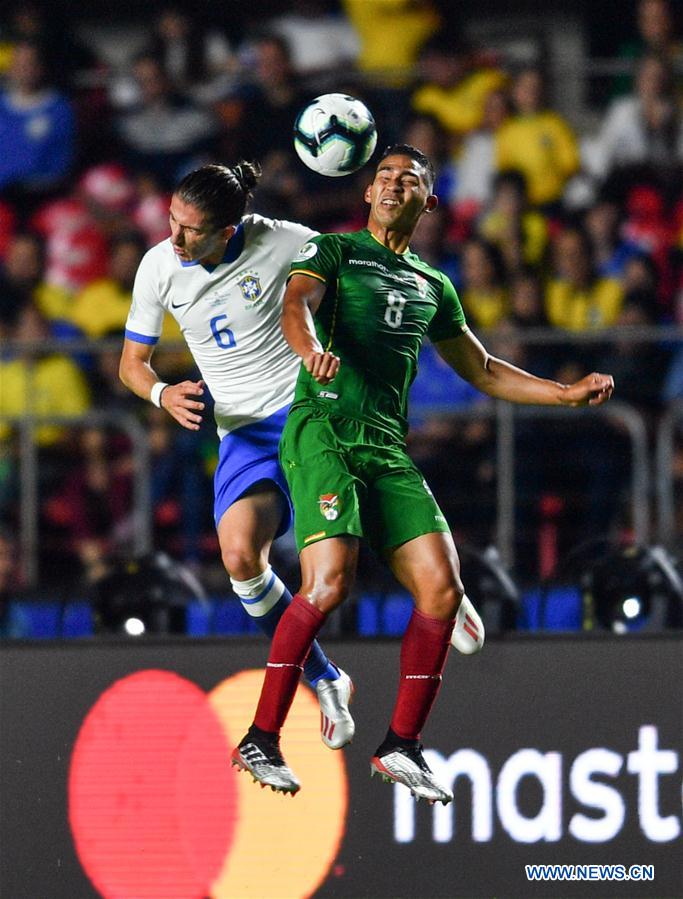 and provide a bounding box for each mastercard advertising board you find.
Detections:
[1,637,681,898]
